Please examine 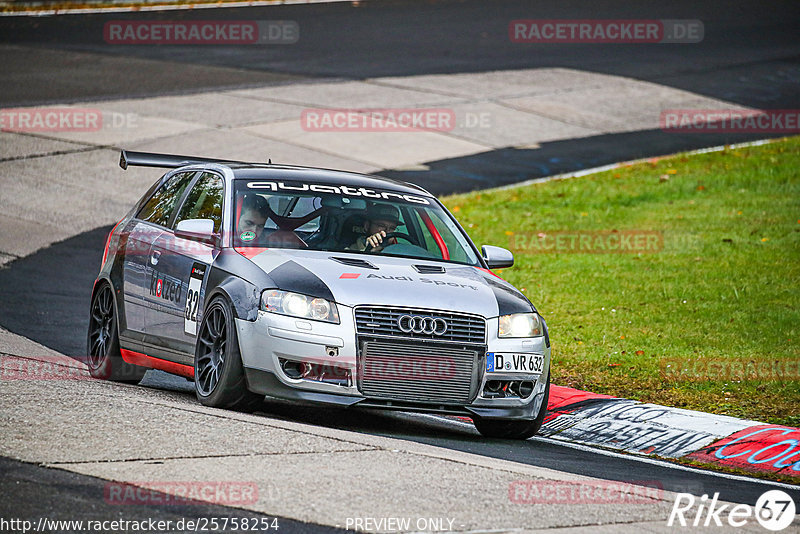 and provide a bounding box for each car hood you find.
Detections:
[244,249,534,317]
